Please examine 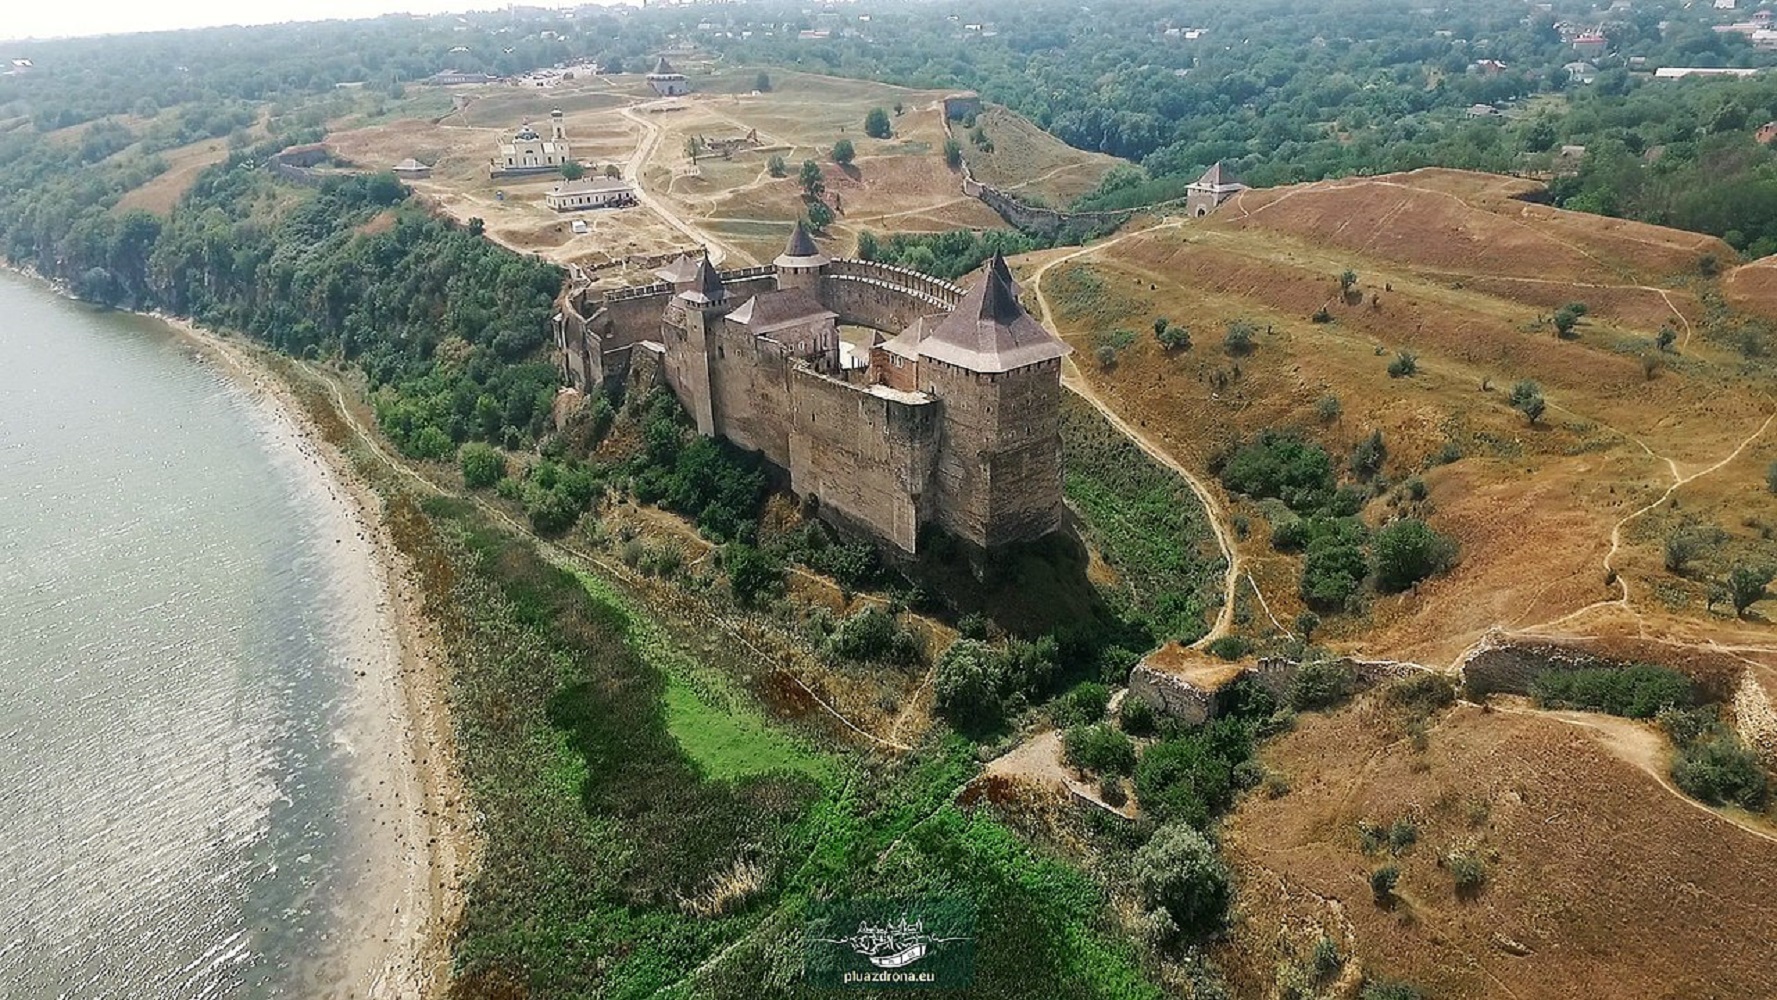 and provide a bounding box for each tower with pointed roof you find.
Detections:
[646,56,690,96]
[663,256,729,435]
[1186,162,1246,218]
[774,220,831,292]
